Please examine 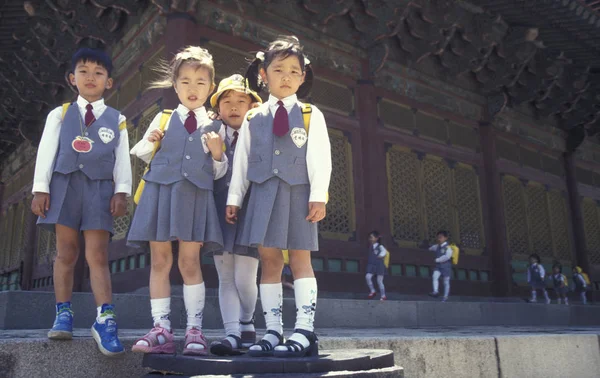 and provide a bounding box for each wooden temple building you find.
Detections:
[0,0,599,299]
